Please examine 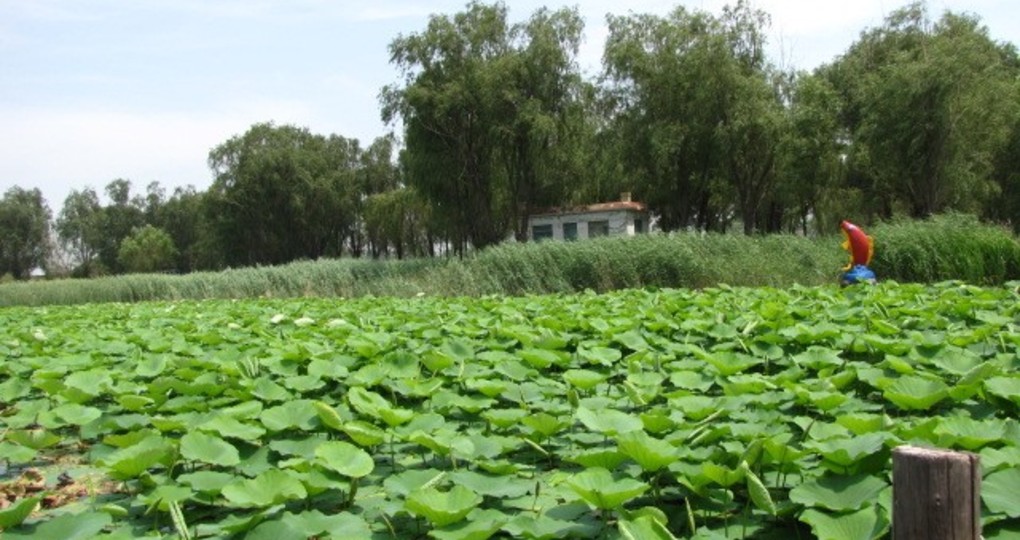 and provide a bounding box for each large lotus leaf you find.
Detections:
[882,376,949,410]
[259,399,318,431]
[292,510,372,538]
[5,429,61,450]
[806,433,888,468]
[178,471,235,494]
[270,435,326,460]
[568,467,649,510]
[101,435,174,479]
[429,508,507,540]
[521,413,567,439]
[563,369,607,391]
[790,474,888,512]
[137,484,193,511]
[44,403,102,426]
[693,347,760,376]
[618,514,677,540]
[981,446,1020,473]
[199,415,266,441]
[315,440,375,478]
[518,349,566,369]
[984,467,1020,517]
[405,485,483,528]
[568,448,628,470]
[180,432,240,466]
[985,377,1020,405]
[221,469,307,508]
[503,513,591,539]
[63,369,113,398]
[701,462,746,488]
[934,415,1006,450]
[447,471,533,499]
[312,400,346,431]
[575,406,642,435]
[2,511,111,540]
[348,387,413,427]
[616,430,678,472]
[383,468,446,498]
[0,495,41,529]
[337,420,385,447]
[578,346,622,367]
[800,506,888,540]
